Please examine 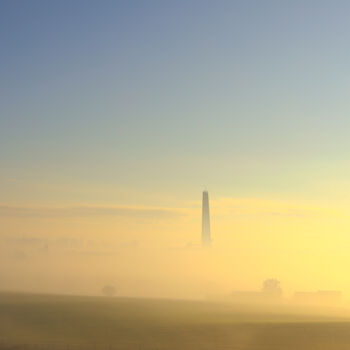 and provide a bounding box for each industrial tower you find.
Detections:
[202,191,211,246]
